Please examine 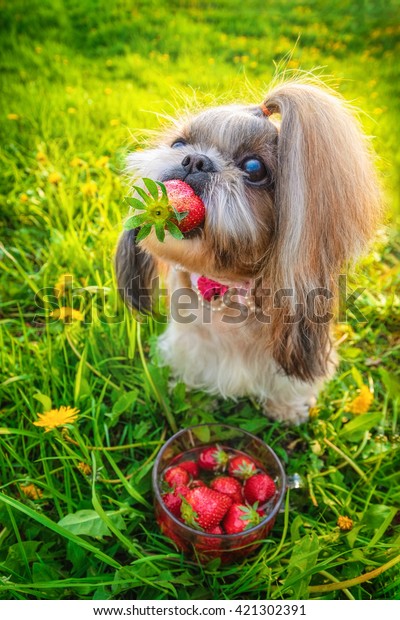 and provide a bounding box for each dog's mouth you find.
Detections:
[160,171,211,201]
[159,174,208,238]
